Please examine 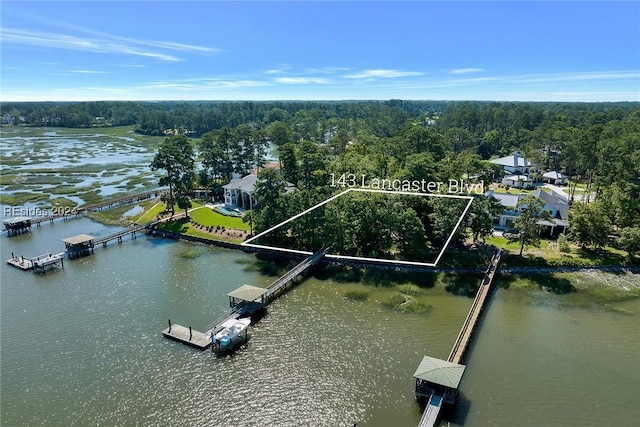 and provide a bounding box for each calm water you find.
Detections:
[1,218,639,426]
